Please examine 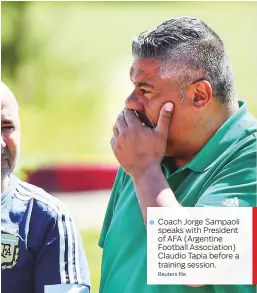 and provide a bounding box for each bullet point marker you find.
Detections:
[149,220,155,225]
